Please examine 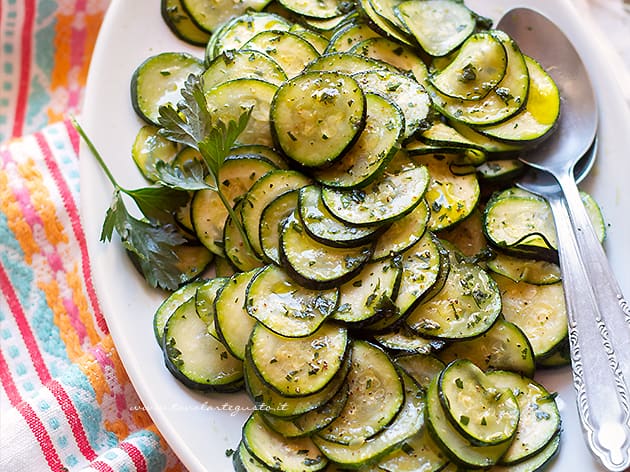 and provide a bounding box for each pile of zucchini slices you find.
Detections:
[130,0,608,470]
